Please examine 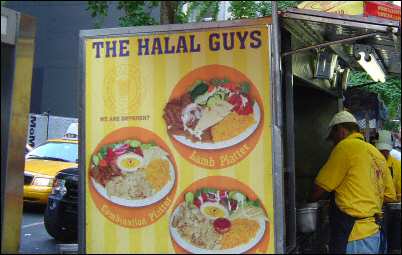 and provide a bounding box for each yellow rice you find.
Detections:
[143,159,170,191]
[220,218,260,249]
